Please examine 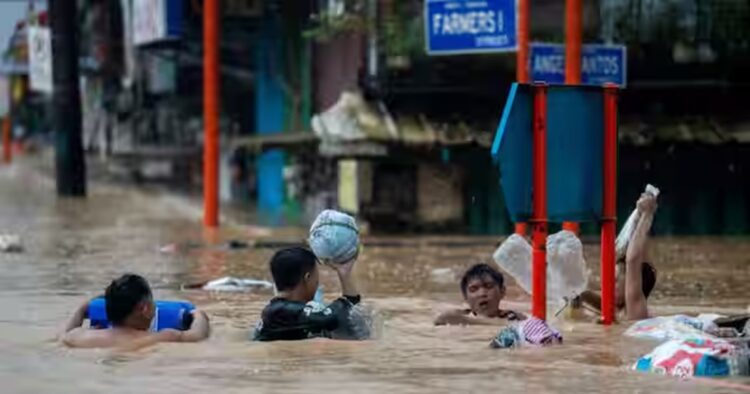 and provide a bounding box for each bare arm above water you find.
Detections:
[158,310,211,343]
[59,300,91,346]
[625,194,656,321]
